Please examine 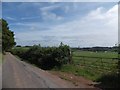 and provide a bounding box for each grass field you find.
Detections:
[54,50,118,81]
[73,50,118,58]
[13,47,30,50]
